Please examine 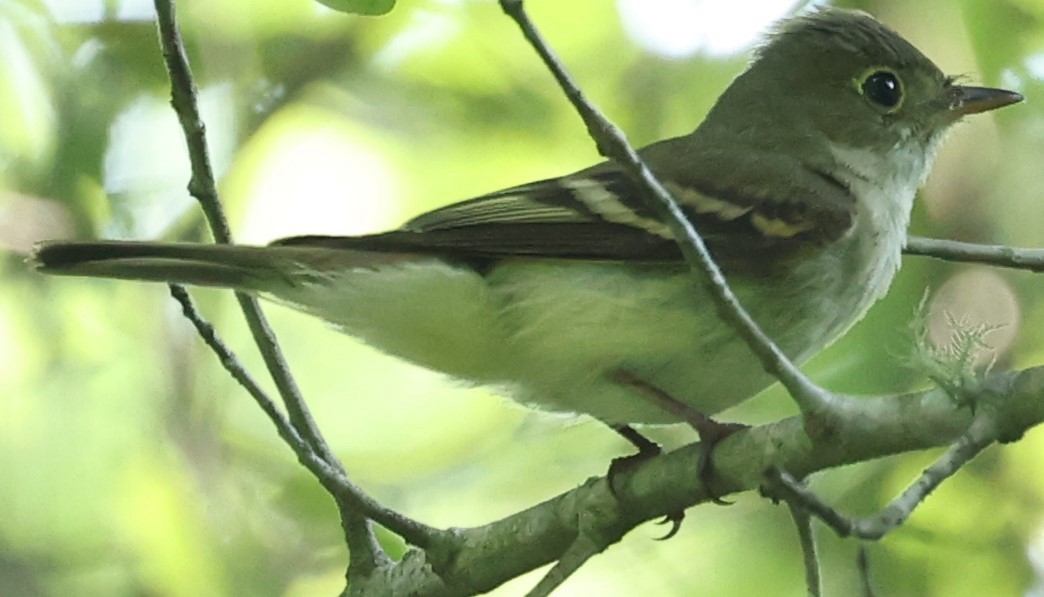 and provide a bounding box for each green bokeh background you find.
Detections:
[3,0,1044,595]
